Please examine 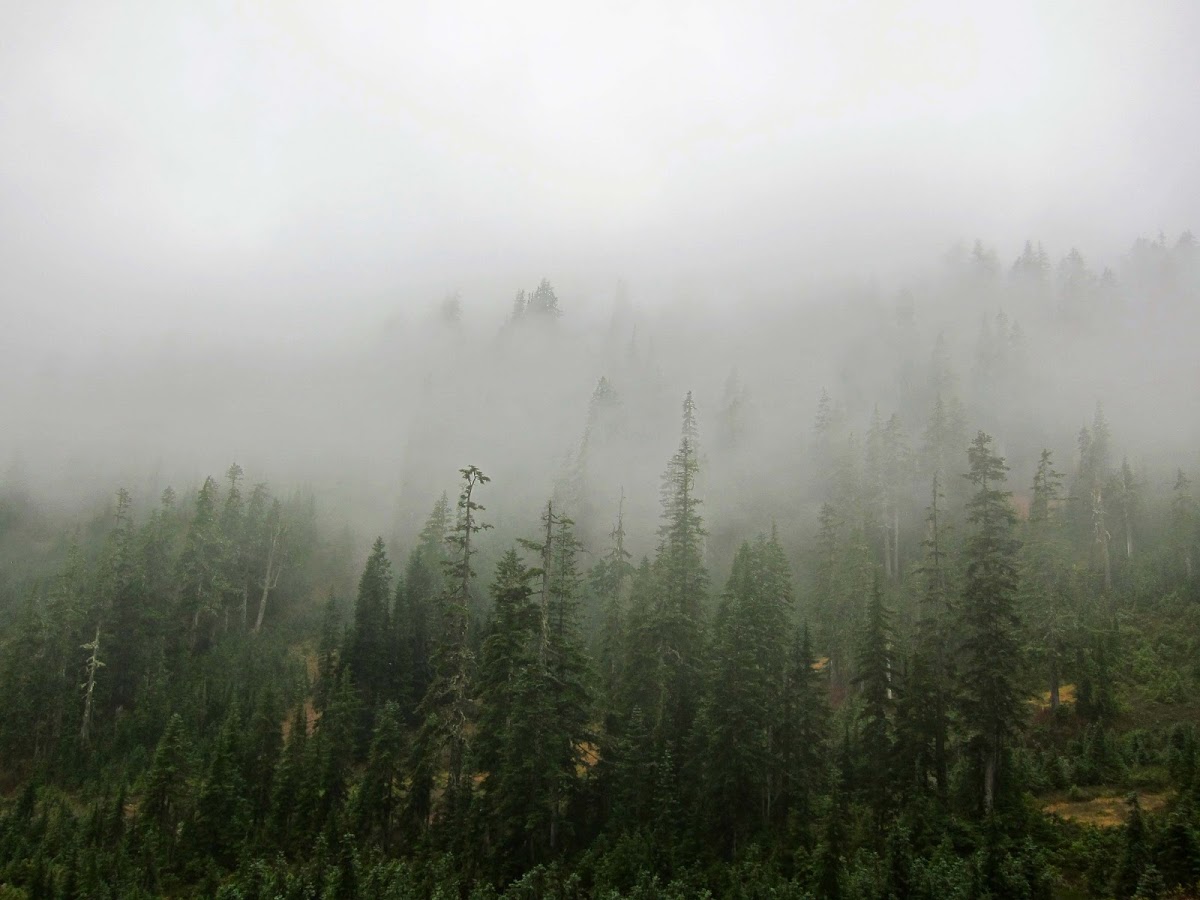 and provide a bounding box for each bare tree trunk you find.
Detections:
[983,749,996,814]
[253,528,285,634]
[79,625,103,747]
